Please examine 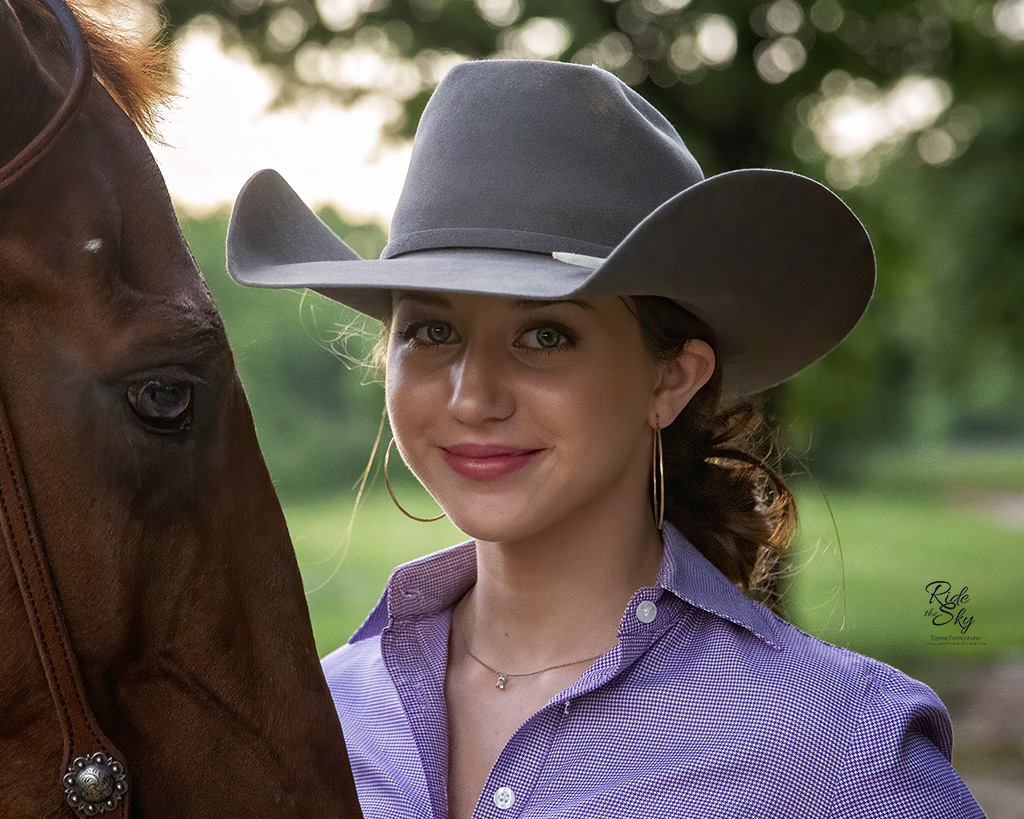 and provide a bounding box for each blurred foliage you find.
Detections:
[181,212,389,501]
[162,0,1024,478]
